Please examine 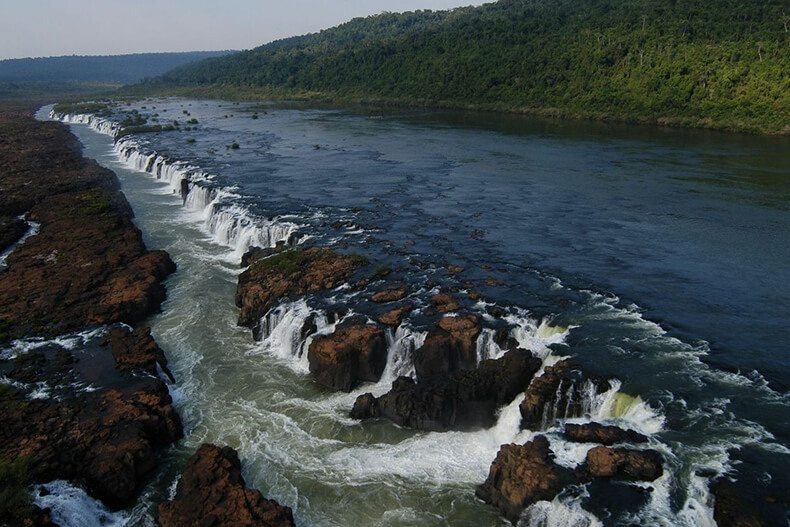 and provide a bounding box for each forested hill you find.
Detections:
[137,0,789,134]
[0,51,235,84]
